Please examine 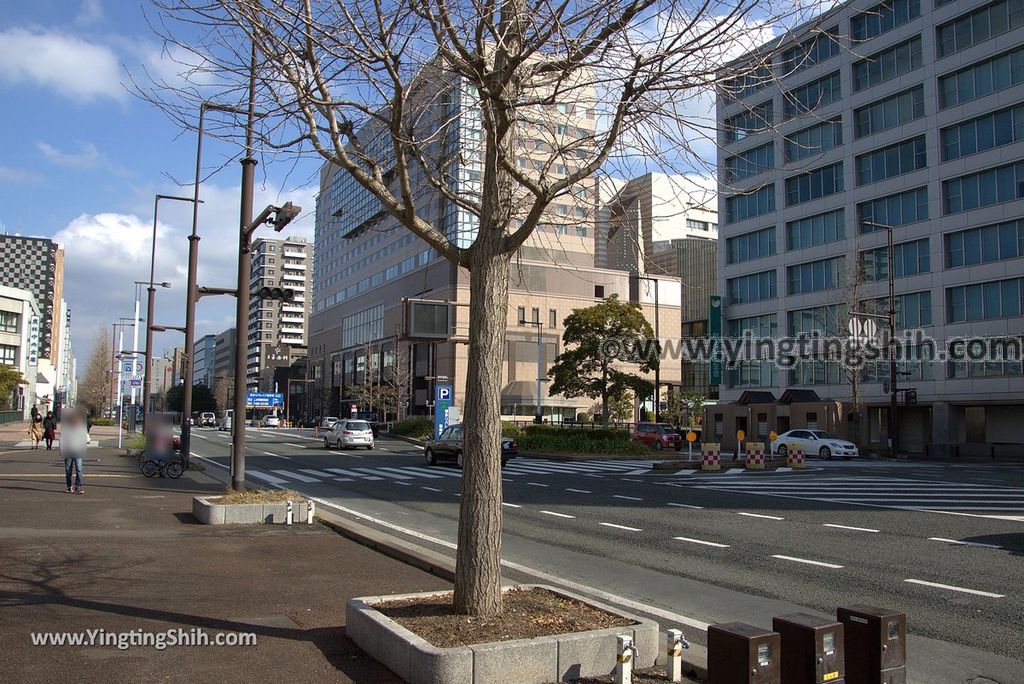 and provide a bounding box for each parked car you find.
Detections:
[199,412,217,427]
[218,410,232,432]
[261,415,281,428]
[322,419,374,449]
[771,429,858,460]
[632,422,683,451]
[424,424,517,468]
